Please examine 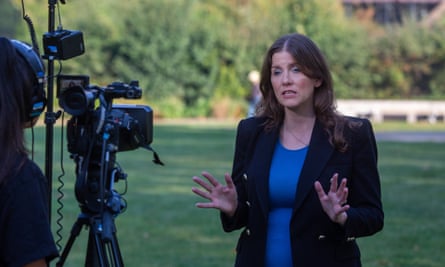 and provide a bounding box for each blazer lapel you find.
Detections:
[250,127,279,219]
[247,120,334,219]
[293,120,334,213]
